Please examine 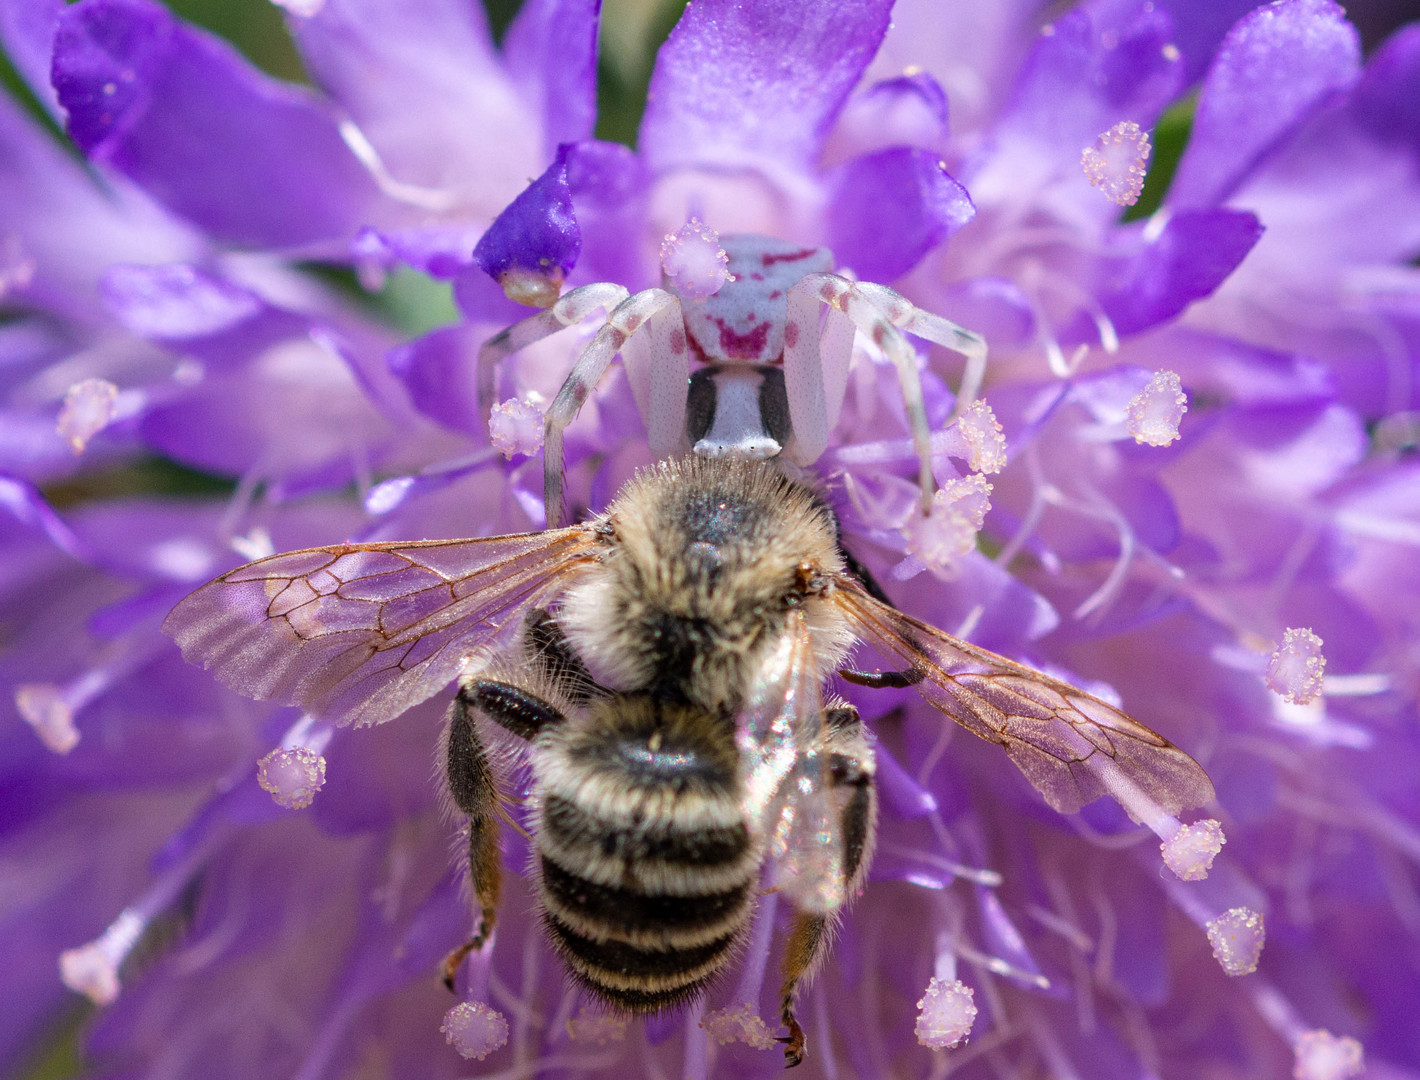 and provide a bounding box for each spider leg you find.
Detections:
[542,287,680,525]
[619,294,688,459]
[851,281,988,419]
[477,282,631,422]
[783,285,855,468]
[789,273,936,512]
